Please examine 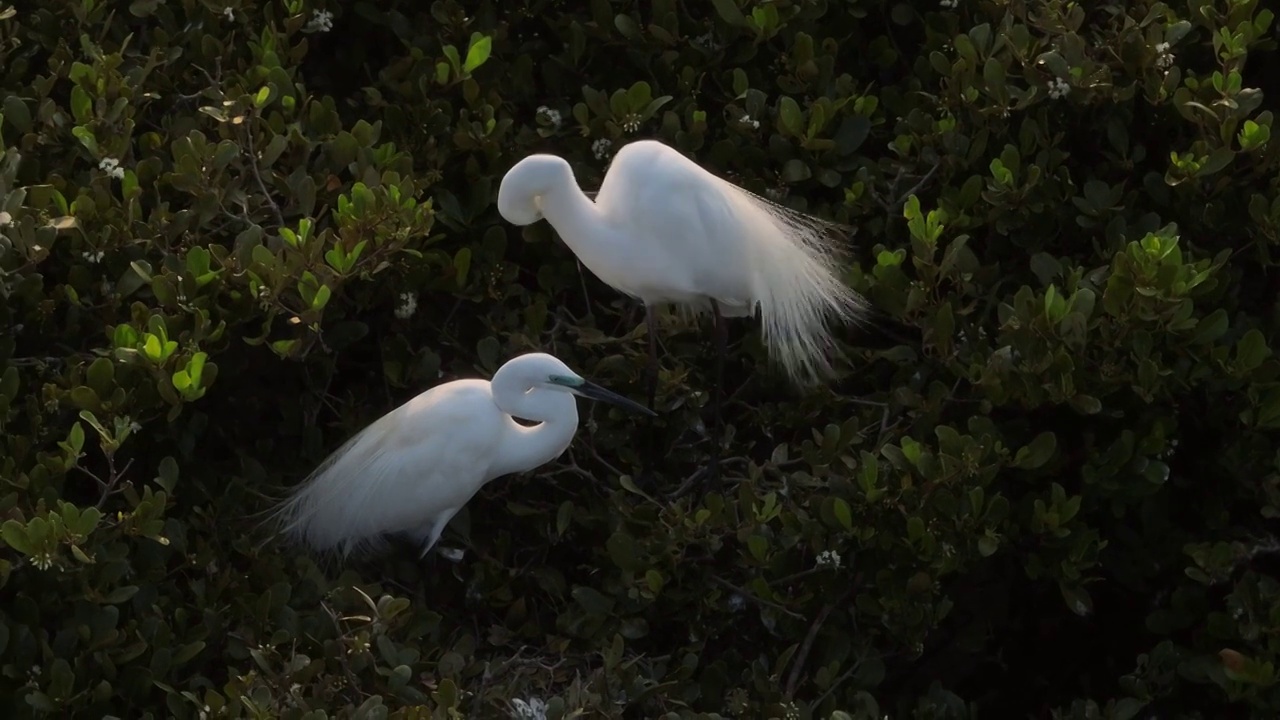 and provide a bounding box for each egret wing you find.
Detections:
[272,385,501,558]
